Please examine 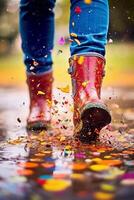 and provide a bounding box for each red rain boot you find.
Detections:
[68,55,111,142]
[26,71,53,130]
